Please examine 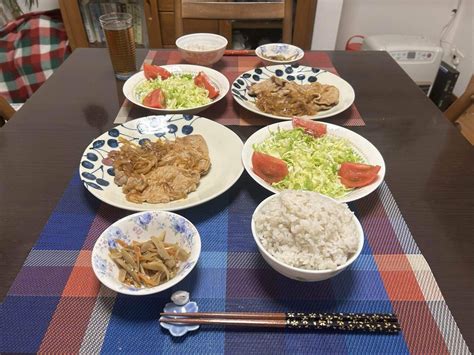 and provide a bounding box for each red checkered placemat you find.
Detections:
[114,50,365,126]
